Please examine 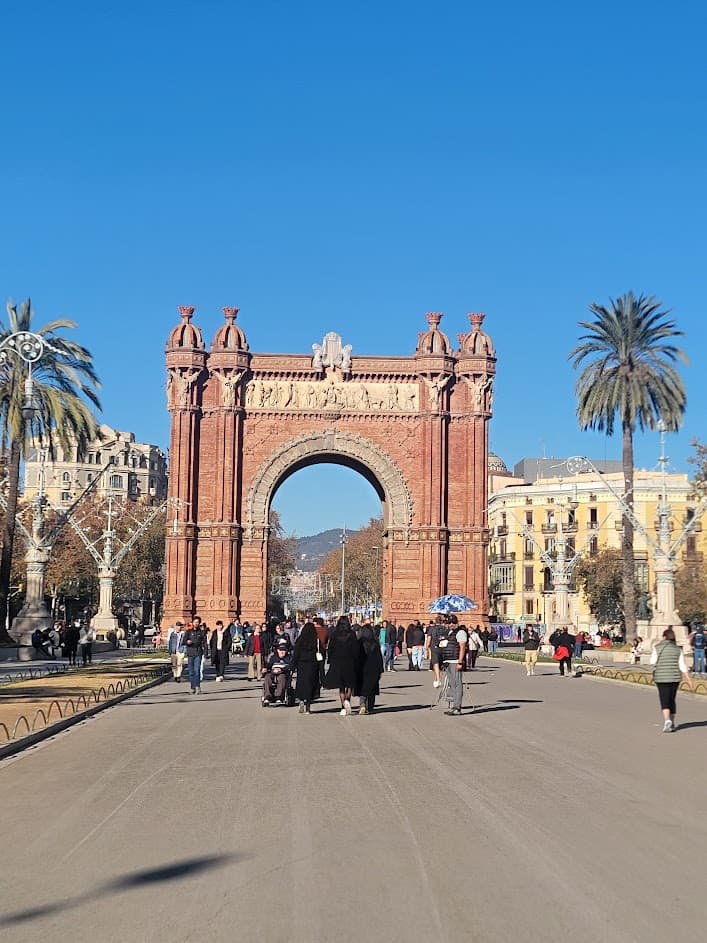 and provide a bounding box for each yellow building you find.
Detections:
[487,455,705,631]
[23,423,168,507]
